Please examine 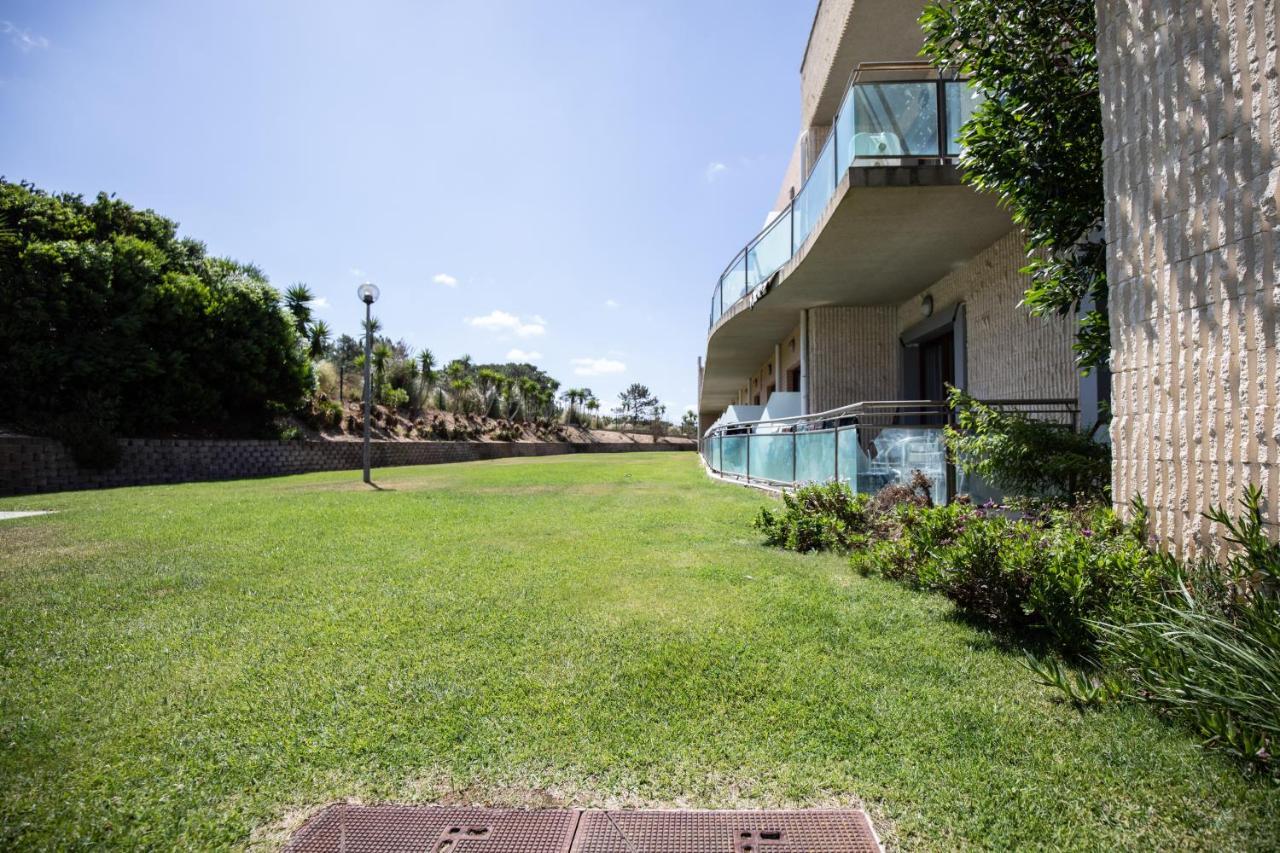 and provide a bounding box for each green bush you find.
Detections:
[848,498,1165,651]
[753,481,876,554]
[1099,487,1280,769]
[945,389,1111,503]
[0,180,310,463]
[379,385,409,409]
